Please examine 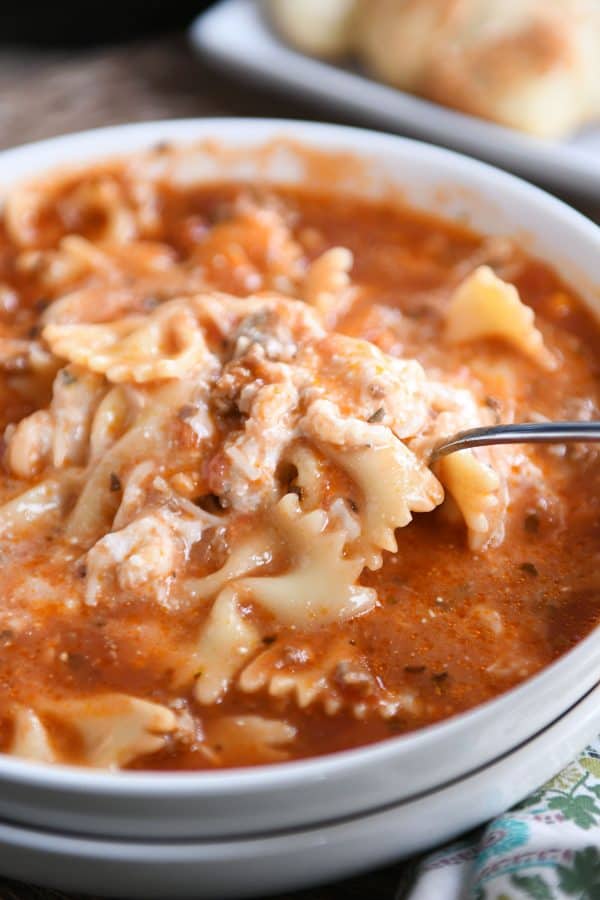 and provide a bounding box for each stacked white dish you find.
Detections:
[0,685,597,898]
[0,119,598,898]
